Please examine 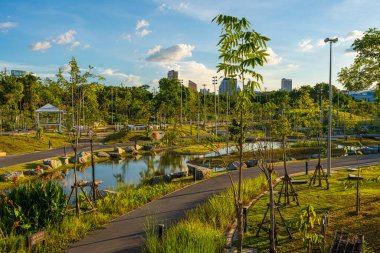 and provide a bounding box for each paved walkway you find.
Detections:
[0,143,131,169]
[67,154,380,253]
